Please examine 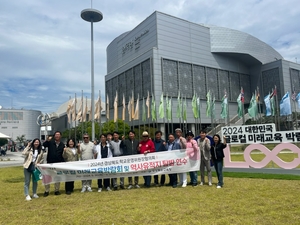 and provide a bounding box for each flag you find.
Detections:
[212,96,215,119]
[71,98,76,121]
[256,87,260,103]
[220,93,228,119]
[106,95,109,120]
[296,93,300,108]
[176,91,182,118]
[248,94,258,118]
[122,94,126,121]
[292,87,296,101]
[134,94,139,120]
[66,98,72,123]
[159,93,164,119]
[280,92,292,116]
[270,93,275,116]
[151,94,156,121]
[264,94,271,116]
[196,95,200,119]
[146,91,150,118]
[192,93,198,119]
[76,98,83,121]
[237,93,243,118]
[167,96,172,120]
[128,96,132,122]
[114,91,118,122]
[241,87,245,103]
[206,90,211,117]
[165,95,169,120]
[94,96,101,120]
[82,97,88,122]
[183,96,187,121]
[142,97,146,122]
[131,91,135,120]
